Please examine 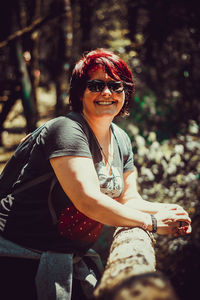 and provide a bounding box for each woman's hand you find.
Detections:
[161,203,188,213]
[154,208,191,236]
